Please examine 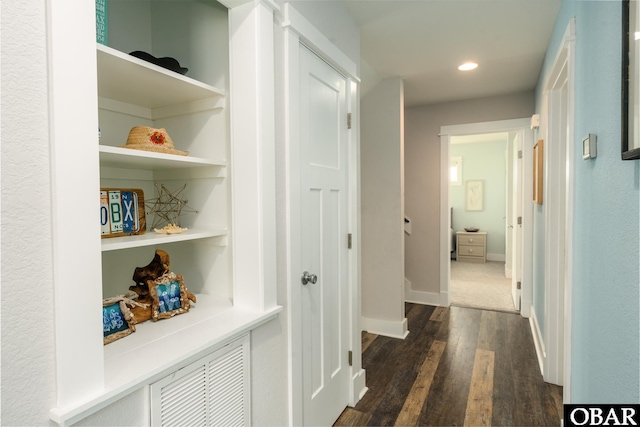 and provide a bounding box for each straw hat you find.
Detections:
[120,126,188,156]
